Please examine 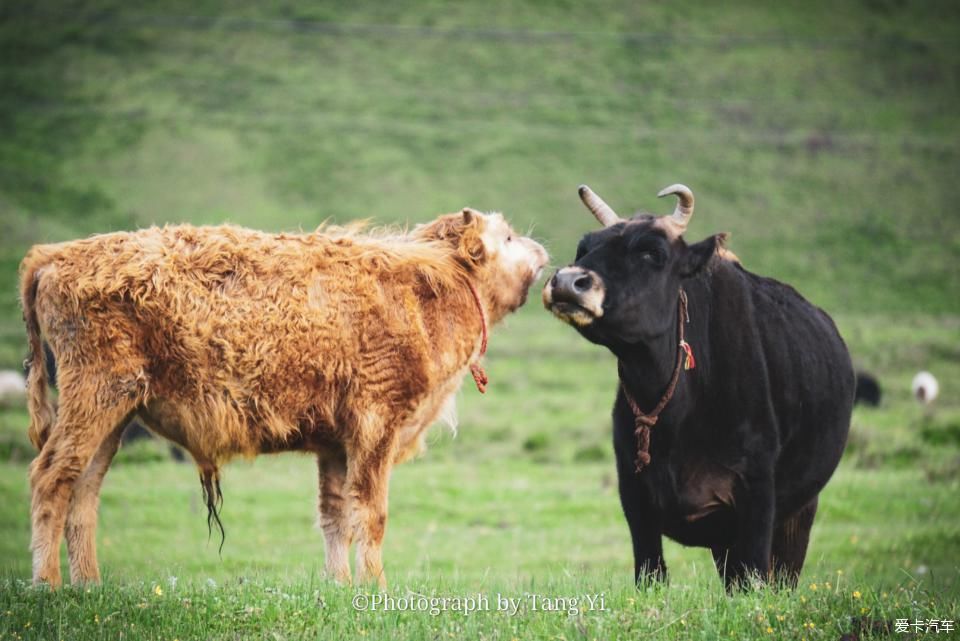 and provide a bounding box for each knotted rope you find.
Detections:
[618,289,694,473]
